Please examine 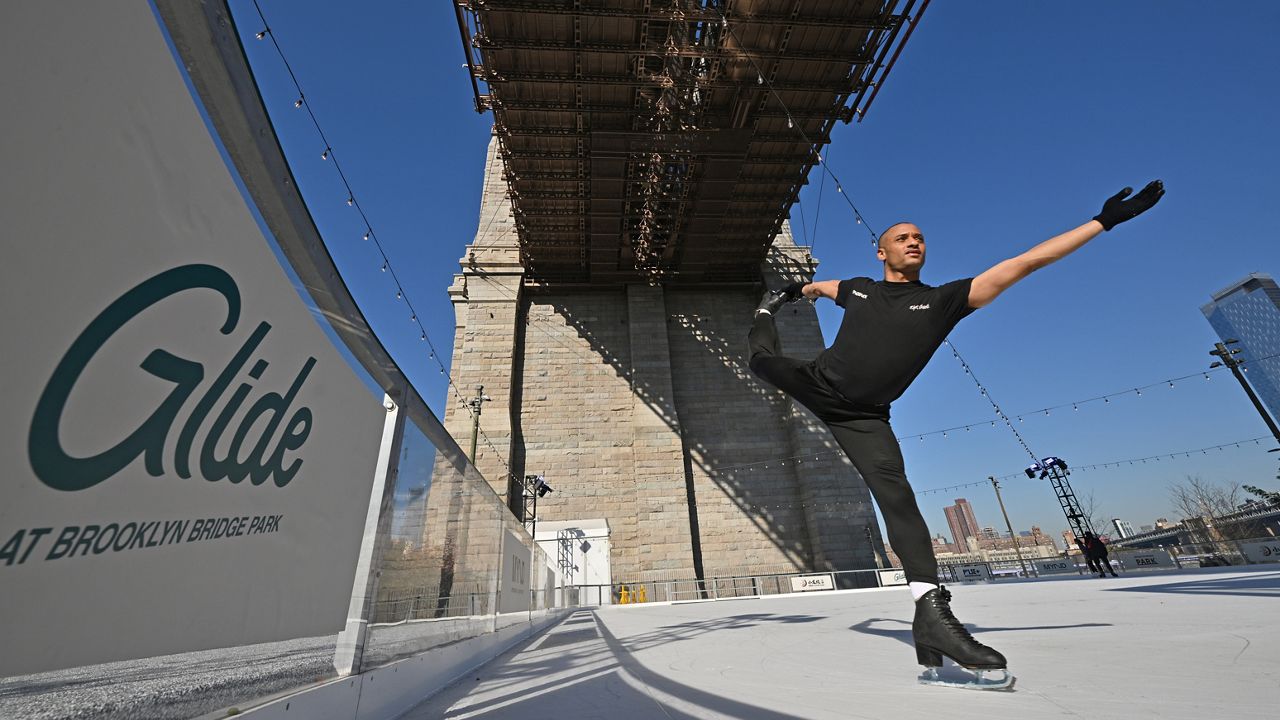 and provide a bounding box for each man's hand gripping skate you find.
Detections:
[756,282,807,315]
